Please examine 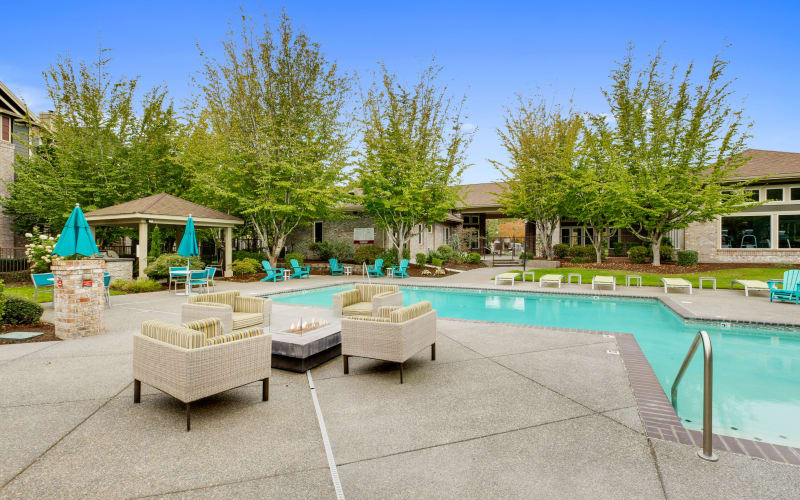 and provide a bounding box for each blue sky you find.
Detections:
[2,1,798,183]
